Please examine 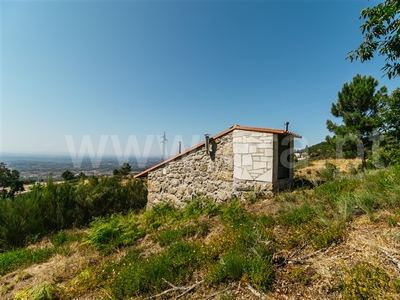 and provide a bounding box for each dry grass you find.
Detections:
[295,158,362,181]
[1,208,399,300]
